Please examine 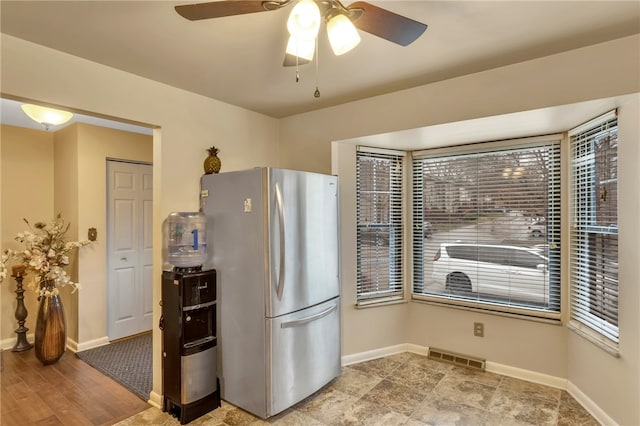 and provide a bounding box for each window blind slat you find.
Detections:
[569,113,619,344]
[412,139,561,319]
[356,149,404,302]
